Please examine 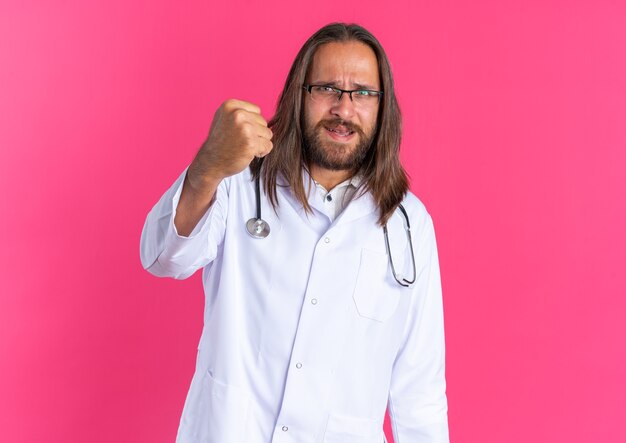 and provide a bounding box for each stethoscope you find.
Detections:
[246,175,416,287]
[245,173,271,238]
